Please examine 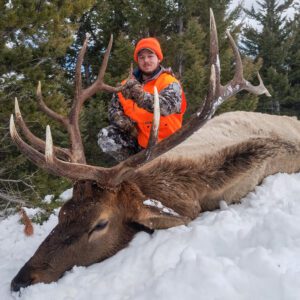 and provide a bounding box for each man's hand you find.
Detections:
[129,125,138,138]
[114,114,138,138]
[122,79,144,101]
